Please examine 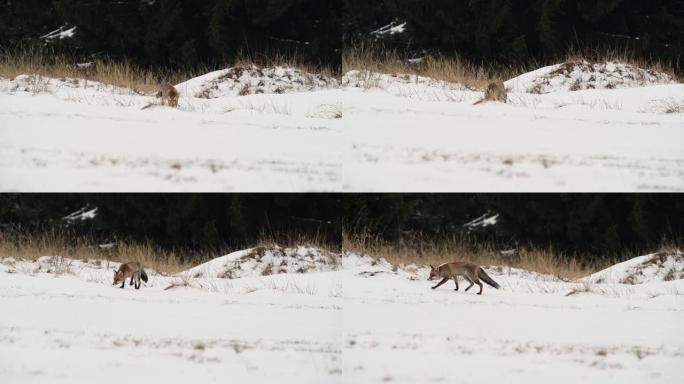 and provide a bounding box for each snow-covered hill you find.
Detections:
[584,250,684,284]
[176,64,338,98]
[1,61,681,191]
[343,62,683,191]
[0,67,341,192]
[505,61,676,94]
[184,246,340,279]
